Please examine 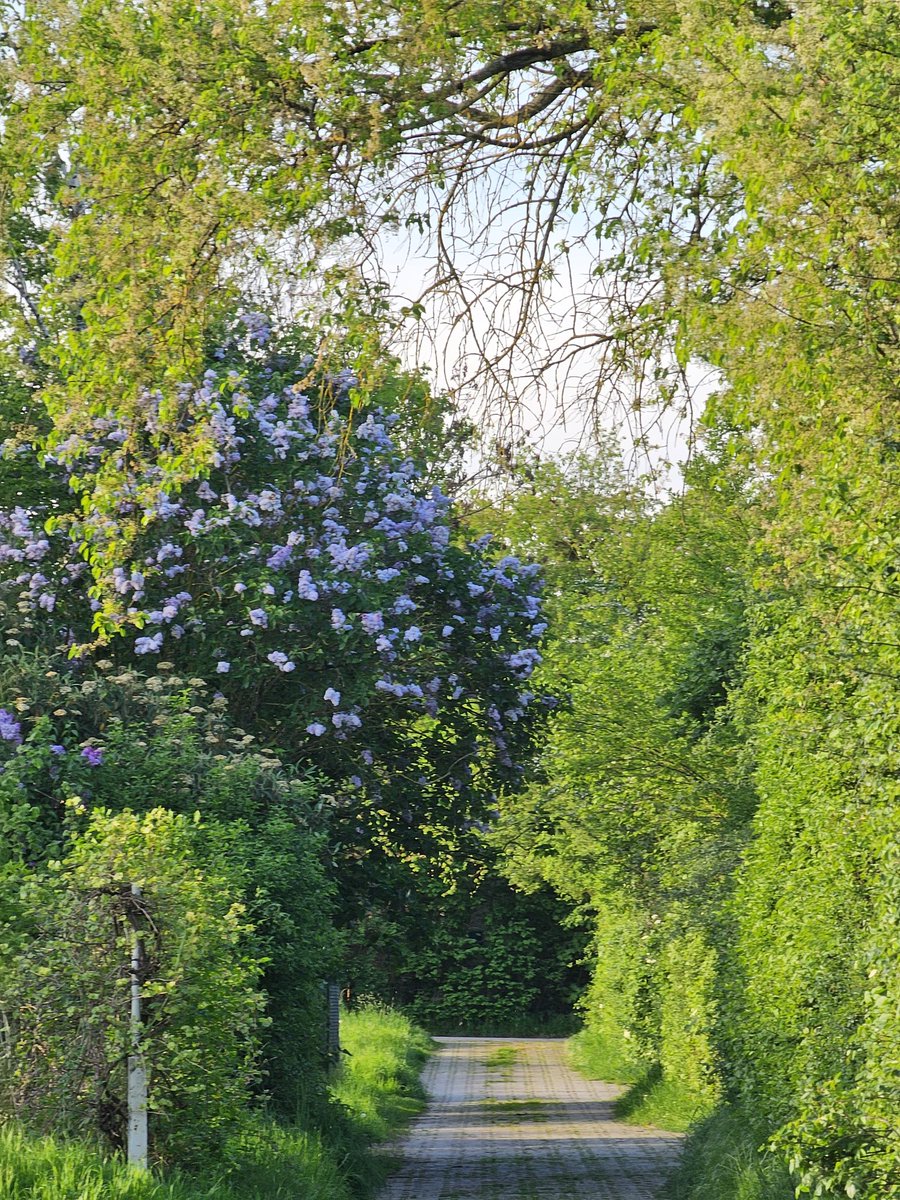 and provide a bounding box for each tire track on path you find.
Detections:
[378,1037,682,1200]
